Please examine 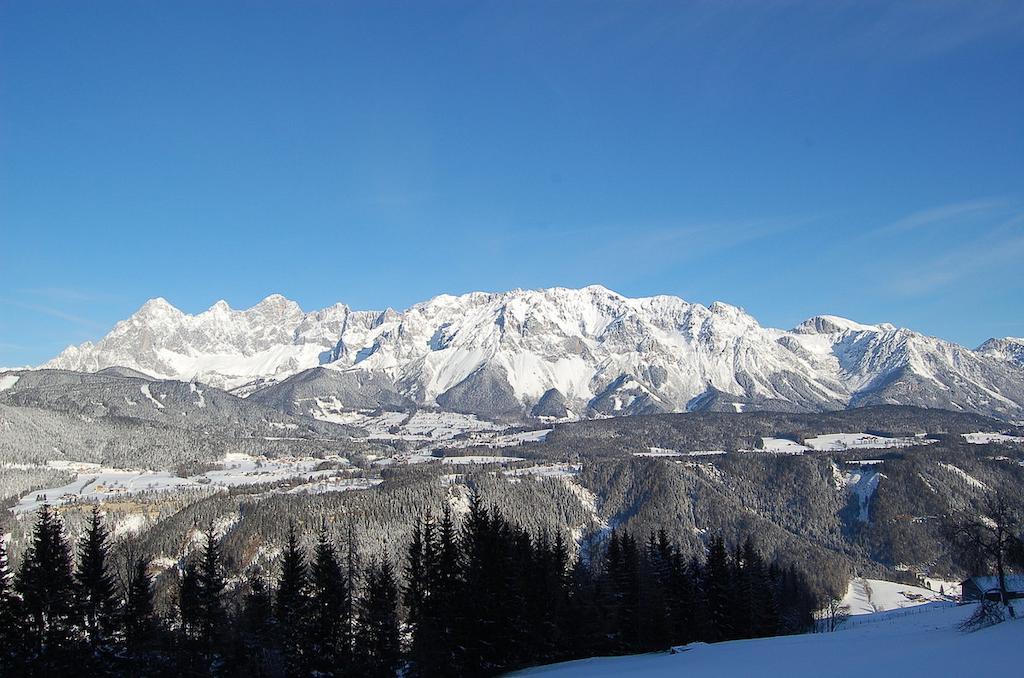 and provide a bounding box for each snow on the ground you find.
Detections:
[285,476,383,495]
[140,383,165,409]
[14,469,200,514]
[635,447,685,457]
[512,601,1024,678]
[636,447,727,458]
[0,374,20,391]
[922,577,962,598]
[13,452,358,514]
[758,437,809,454]
[937,462,989,490]
[440,455,525,465]
[804,432,935,451]
[313,407,504,443]
[963,432,1024,445]
[839,468,882,522]
[840,578,948,615]
[504,463,581,480]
